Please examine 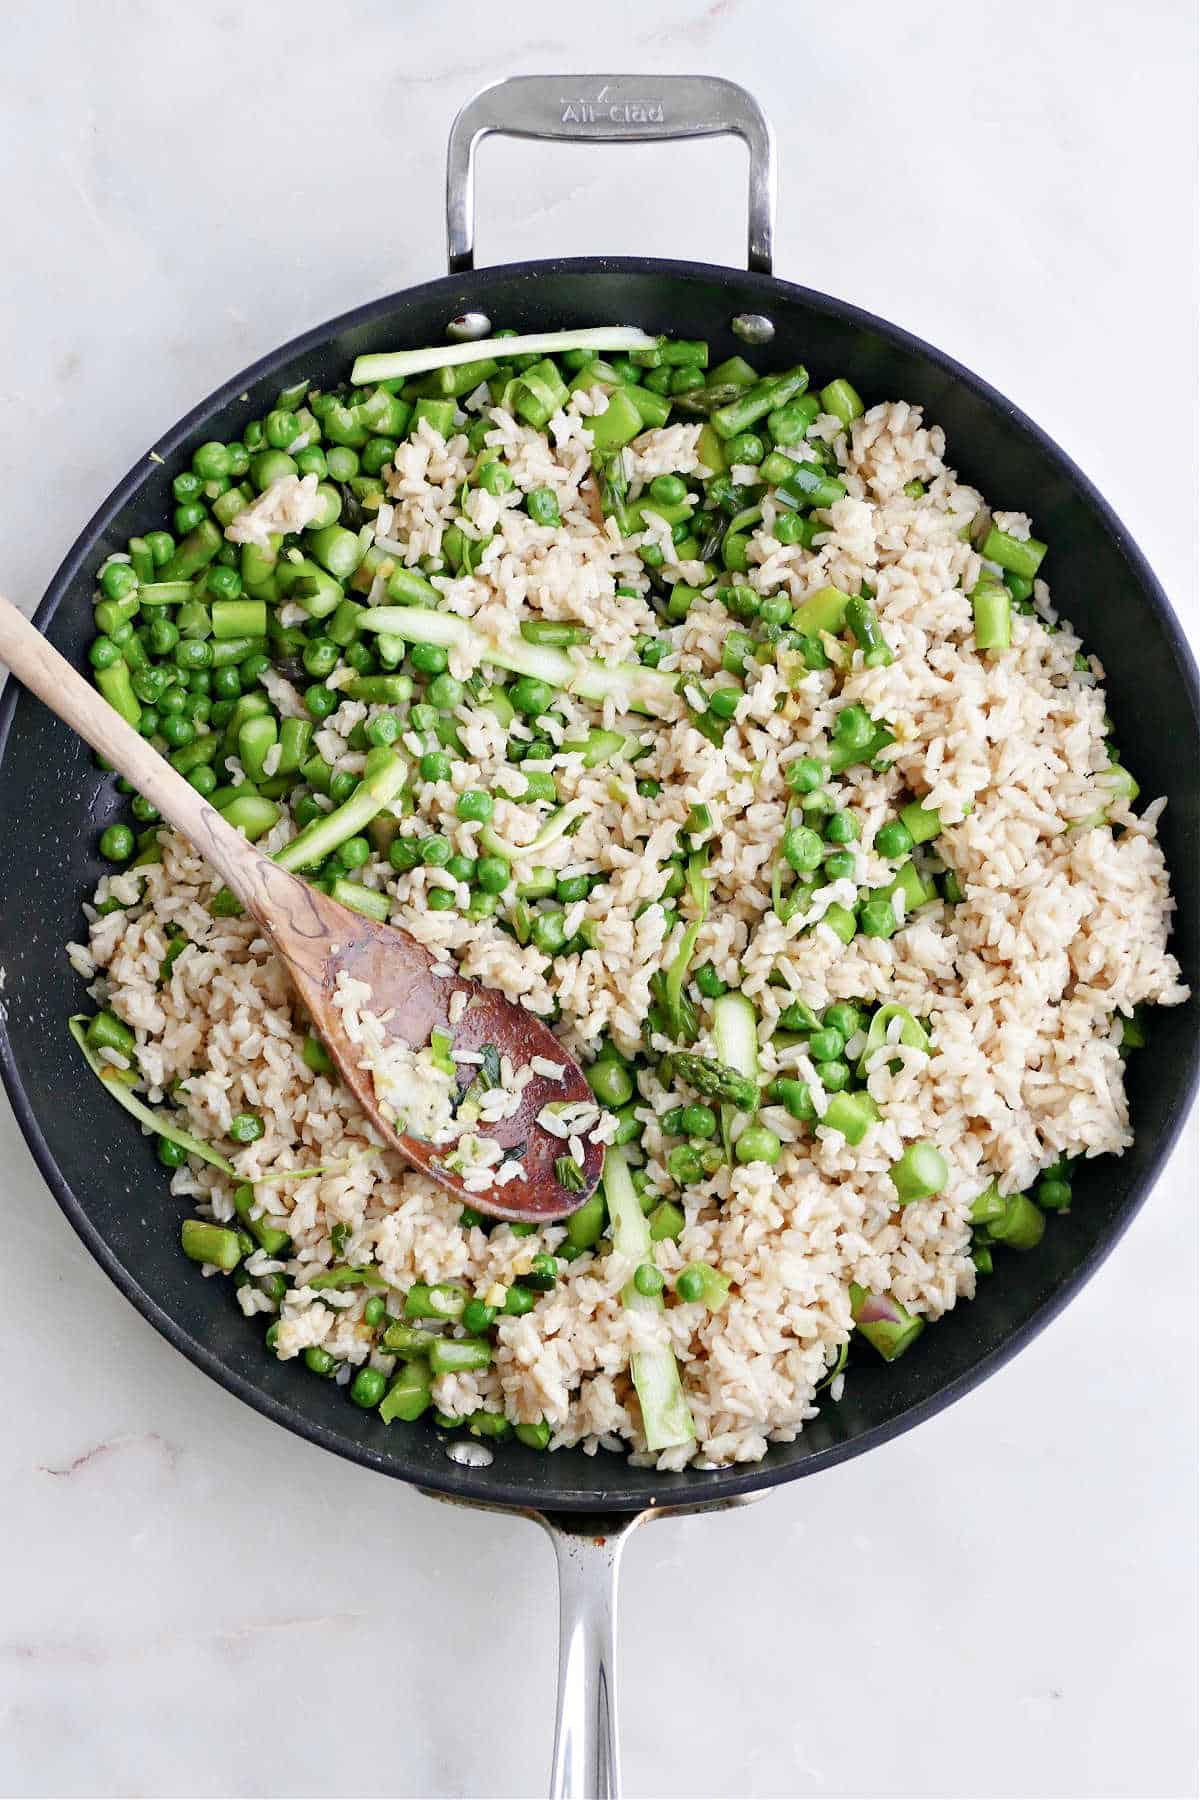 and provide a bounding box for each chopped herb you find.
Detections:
[555,1154,586,1192]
